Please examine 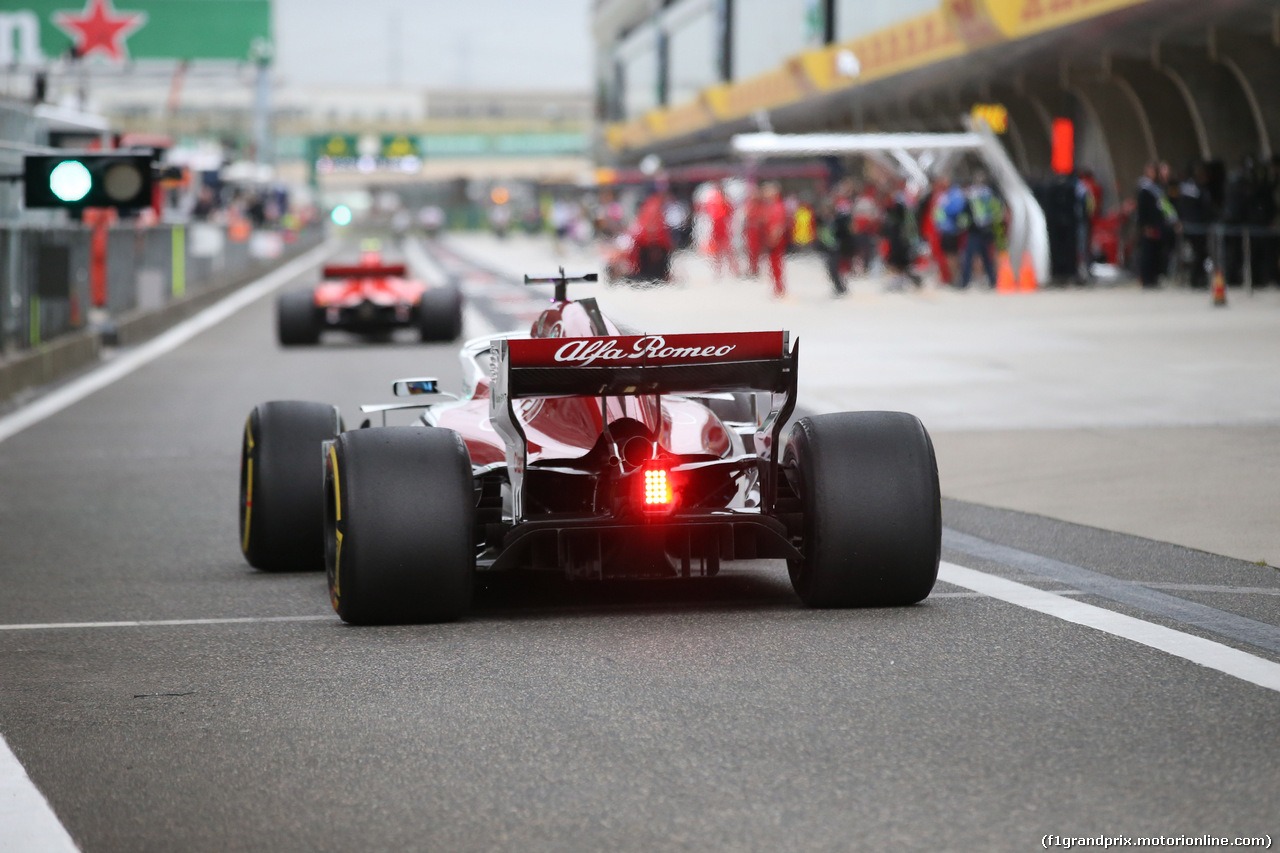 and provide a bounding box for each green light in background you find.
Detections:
[49,161,92,203]
[331,204,353,226]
